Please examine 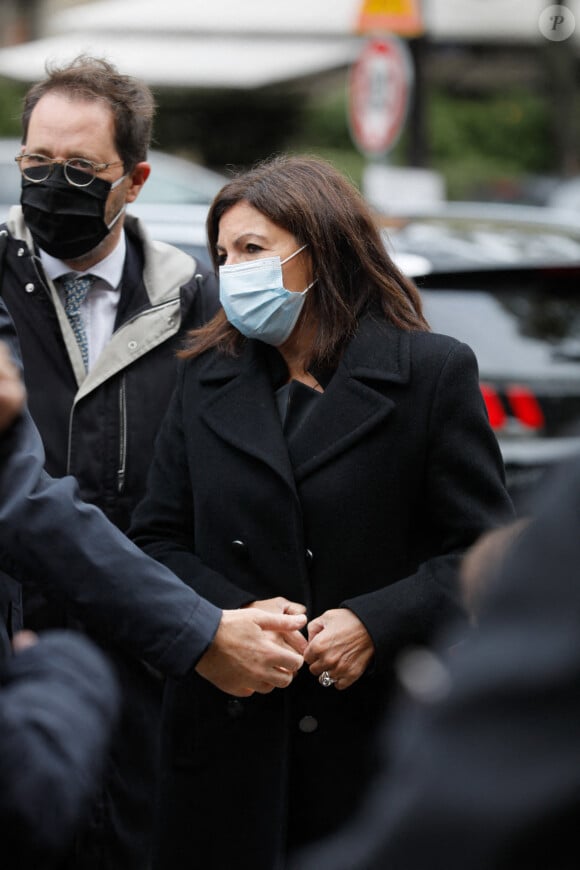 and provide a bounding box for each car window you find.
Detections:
[422,280,580,380]
[171,242,213,270]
